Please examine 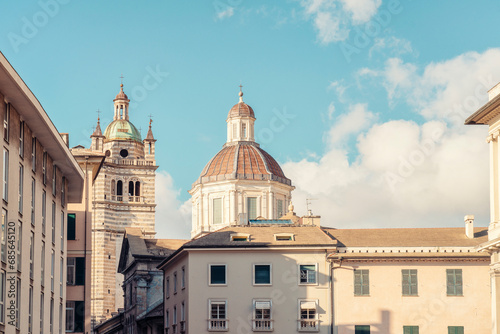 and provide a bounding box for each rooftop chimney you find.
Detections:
[464,215,474,239]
